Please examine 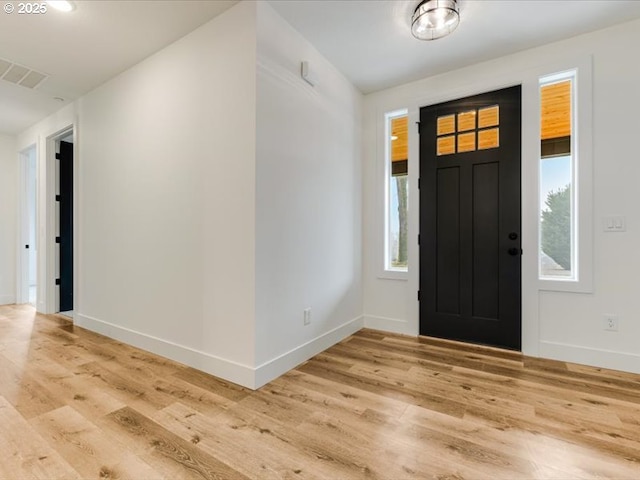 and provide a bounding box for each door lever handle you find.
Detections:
[508,247,520,256]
